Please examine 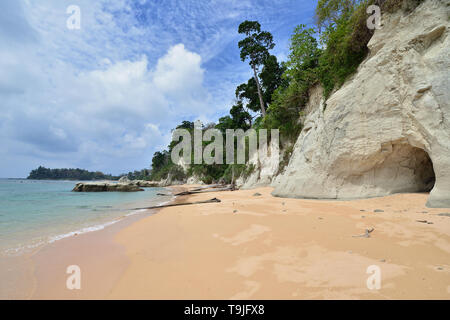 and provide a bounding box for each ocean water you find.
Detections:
[0,179,171,256]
